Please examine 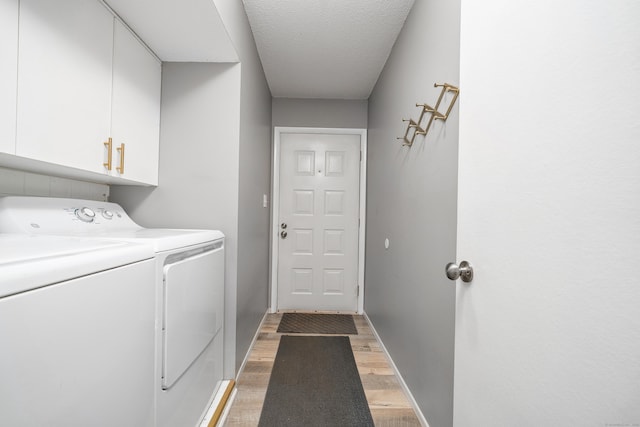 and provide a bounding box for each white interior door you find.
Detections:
[276,131,362,312]
[453,1,640,425]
